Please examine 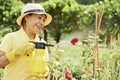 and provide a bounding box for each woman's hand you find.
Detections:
[5,42,35,63]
